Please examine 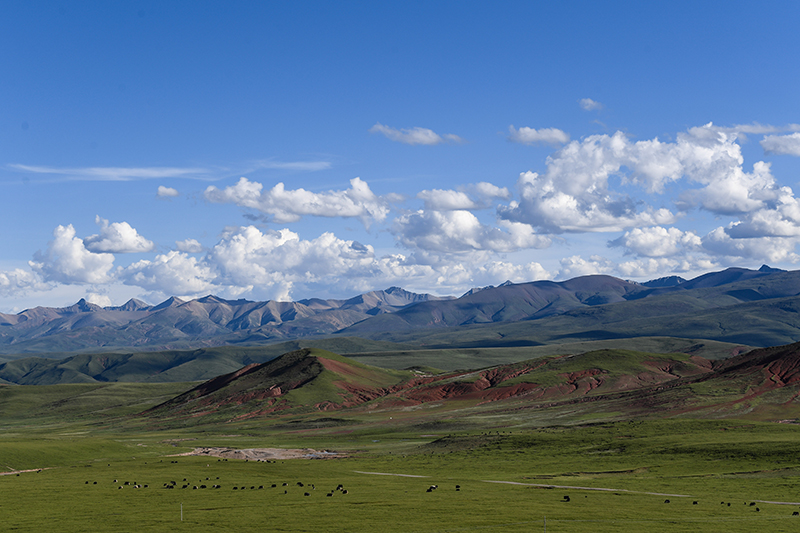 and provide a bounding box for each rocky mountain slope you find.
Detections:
[0,287,450,355]
[0,265,797,356]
